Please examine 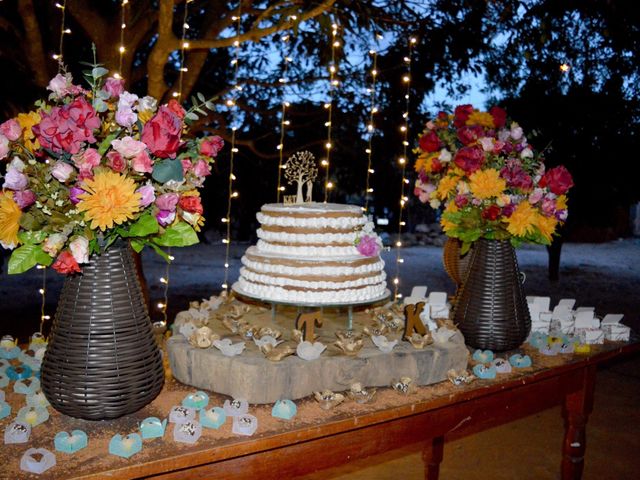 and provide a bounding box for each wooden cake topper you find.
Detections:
[295,311,323,342]
[403,302,427,340]
[284,151,318,203]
